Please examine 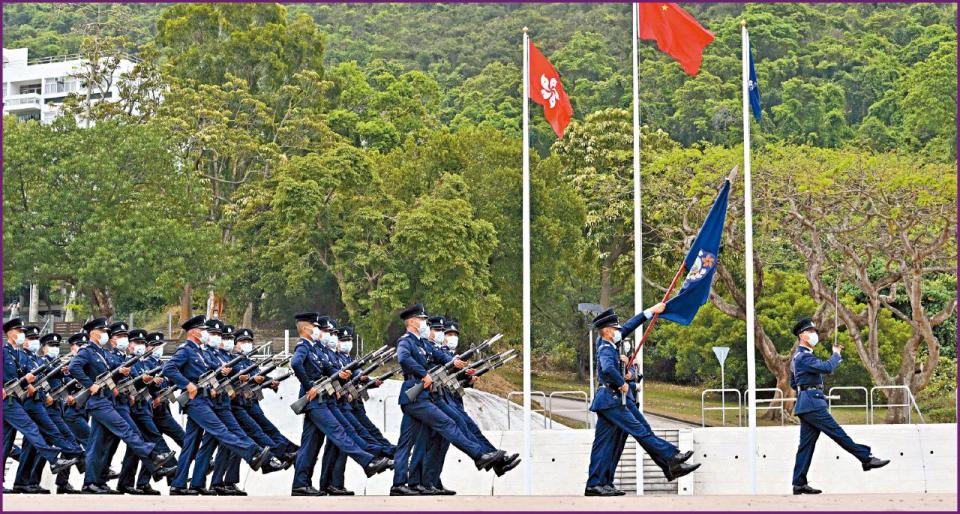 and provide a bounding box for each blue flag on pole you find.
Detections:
[748,42,761,121]
[660,179,731,326]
